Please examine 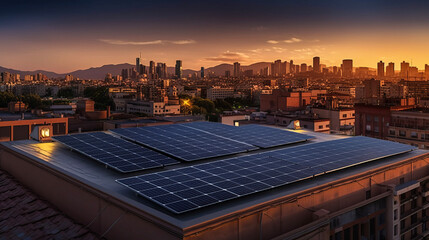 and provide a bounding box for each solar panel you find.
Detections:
[110,124,258,161]
[117,136,416,214]
[183,122,312,148]
[53,132,179,173]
